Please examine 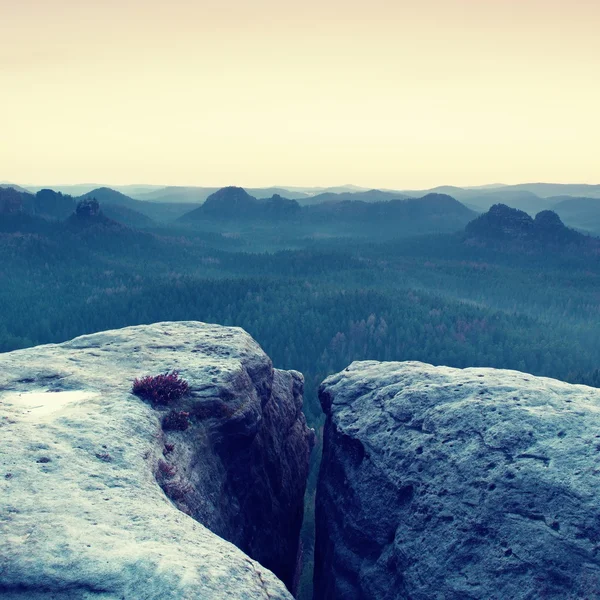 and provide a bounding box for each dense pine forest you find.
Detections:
[2,209,598,398]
